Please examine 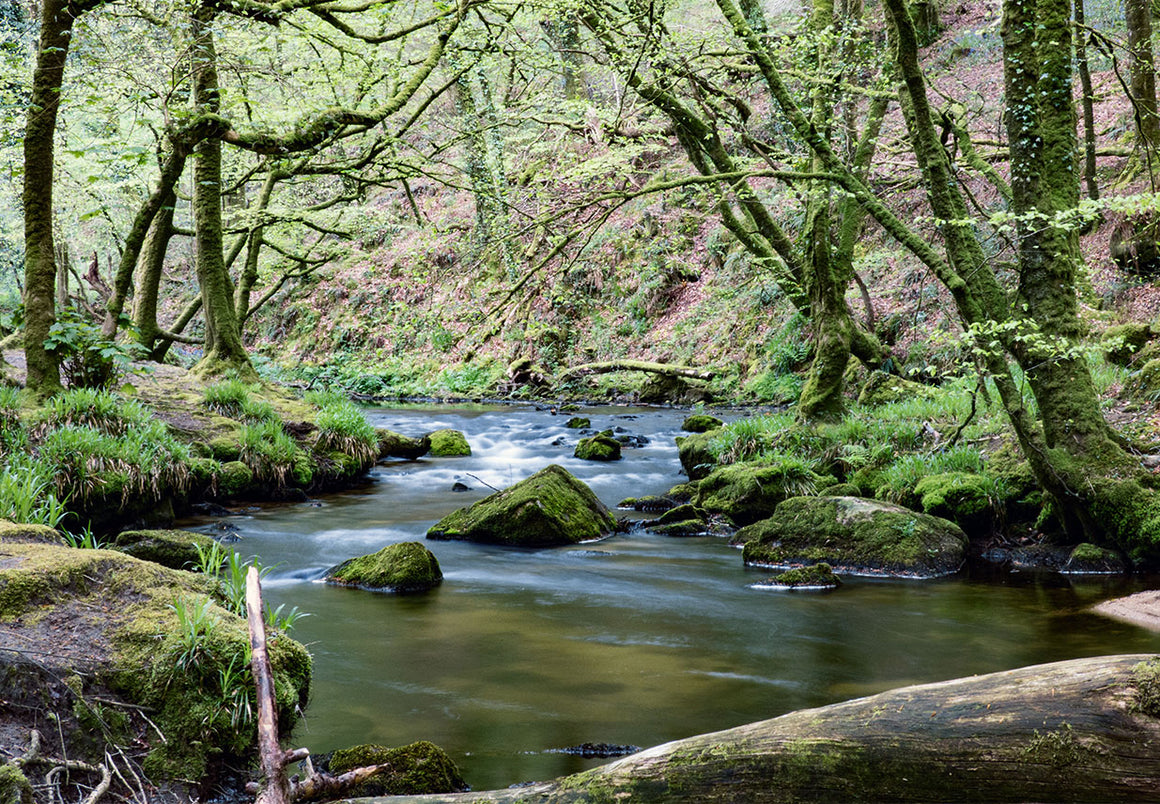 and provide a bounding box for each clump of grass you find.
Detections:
[191,541,307,634]
[204,379,277,423]
[874,446,985,505]
[0,456,69,527]
[0,386,26,454]
[314,399,378,464]
[237,419,306,486]
[34,387,152,437]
